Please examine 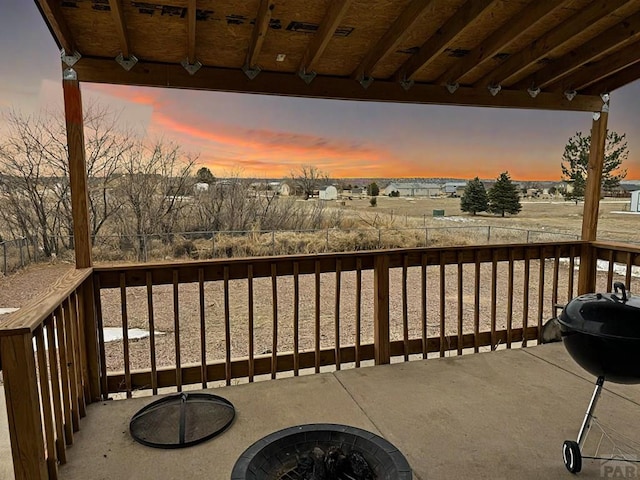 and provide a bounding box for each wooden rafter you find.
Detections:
[187,0,196,63]
[554,41,640,91]
[108,0,130,59]
[245,0,275,69]
[36,0,75,53]
[71,56,603,112]
[514,9,640,90]
[436,0,568,85]
[394,0,497,82]
[299,0,353,74]
[584,61,640,94]
[475,0,631,88]
[351,0,436,80]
